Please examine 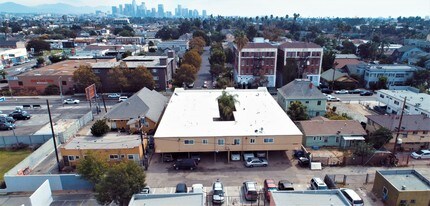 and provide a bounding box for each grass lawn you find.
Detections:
[0,149,32,182]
